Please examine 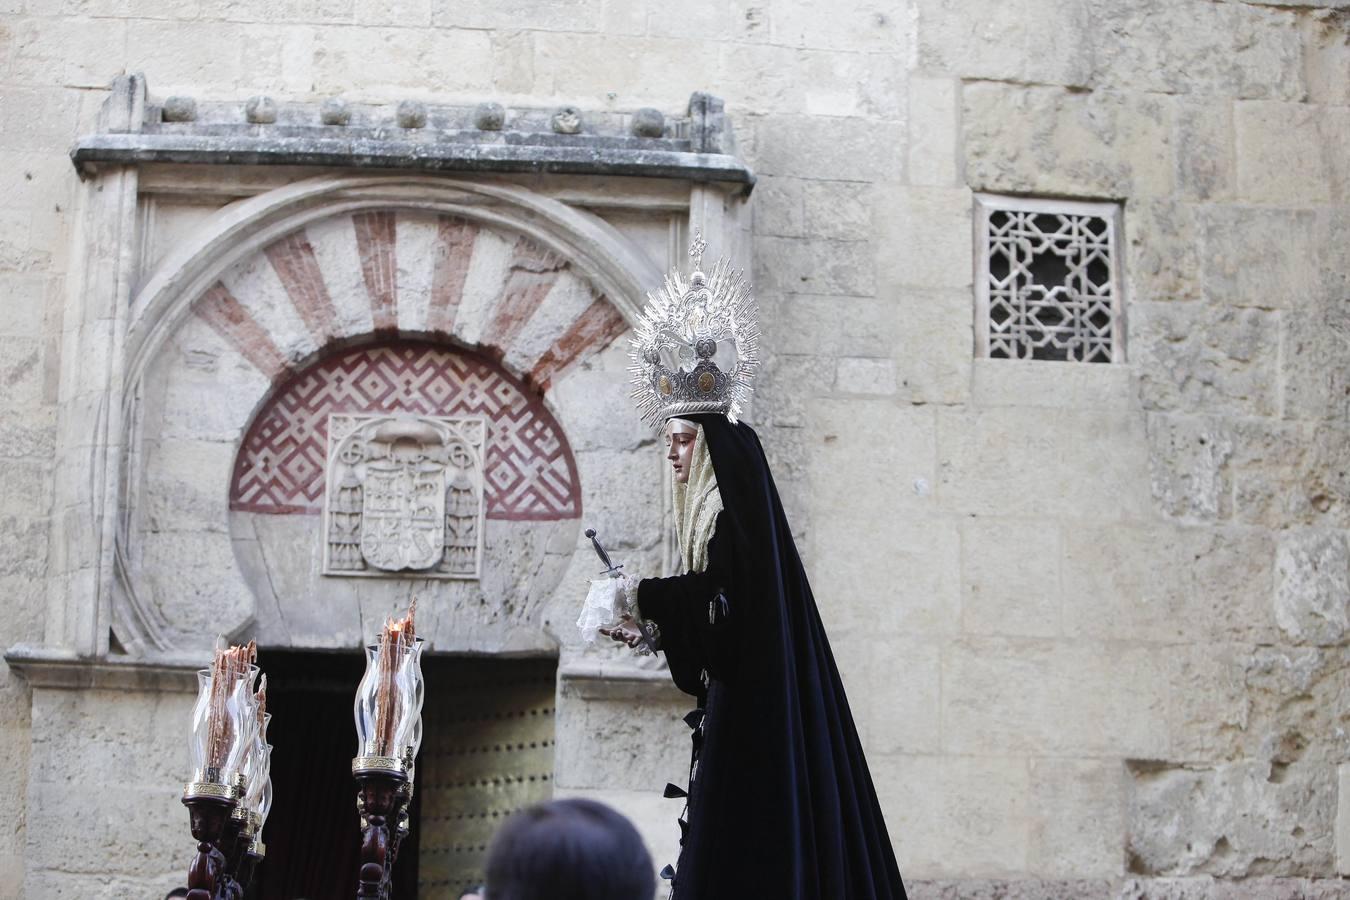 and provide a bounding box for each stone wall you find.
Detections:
[2,1,1349,898]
